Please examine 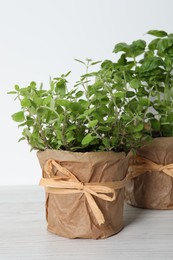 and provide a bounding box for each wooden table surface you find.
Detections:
[0,186,173,260]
